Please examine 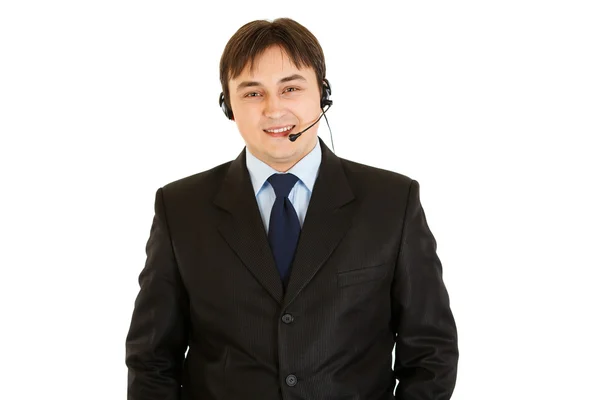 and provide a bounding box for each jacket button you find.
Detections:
[285,374,297,386]
[281,314,294,324]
